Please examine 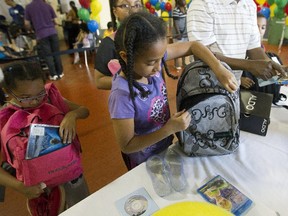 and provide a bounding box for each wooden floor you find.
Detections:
[0,41,287,215]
